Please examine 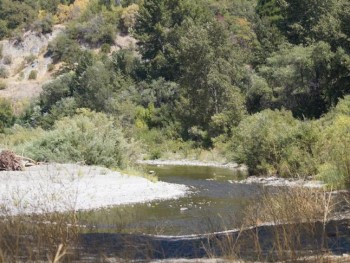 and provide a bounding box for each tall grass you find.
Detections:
[202,187,338,262]
[0,205,80,262]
